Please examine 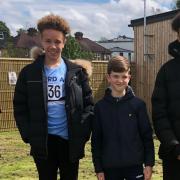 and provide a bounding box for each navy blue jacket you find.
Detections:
[91,87,154,173]
[152,40,180,159]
